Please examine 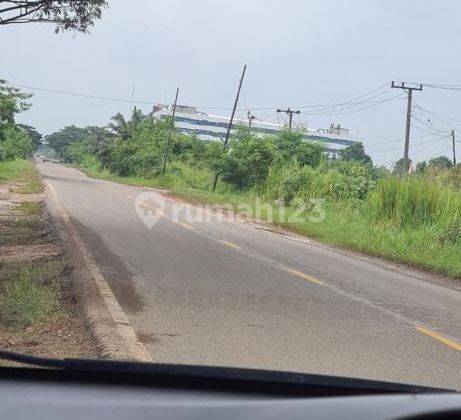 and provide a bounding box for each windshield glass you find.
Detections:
[0,0,460,391]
